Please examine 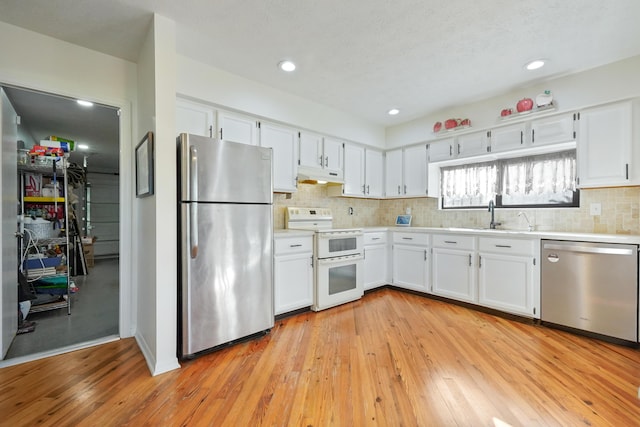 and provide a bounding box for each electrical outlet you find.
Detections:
[405,207,411,215]
[589,203,601,216]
